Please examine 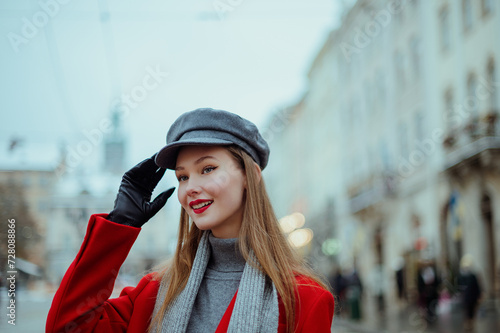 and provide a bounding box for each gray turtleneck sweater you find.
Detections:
[186,233,246,332]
